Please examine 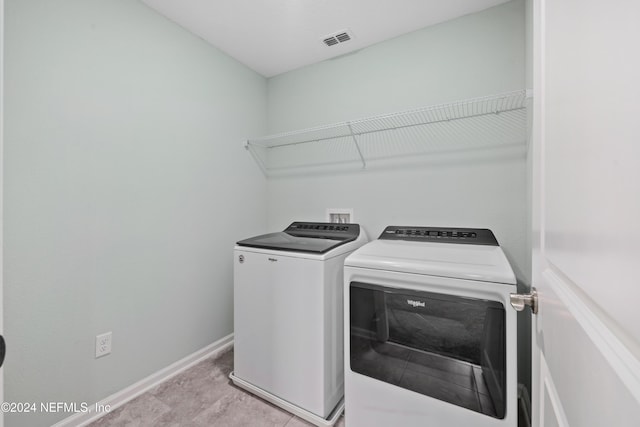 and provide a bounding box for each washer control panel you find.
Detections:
[379,226,498,246]
[286,222,360,240]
